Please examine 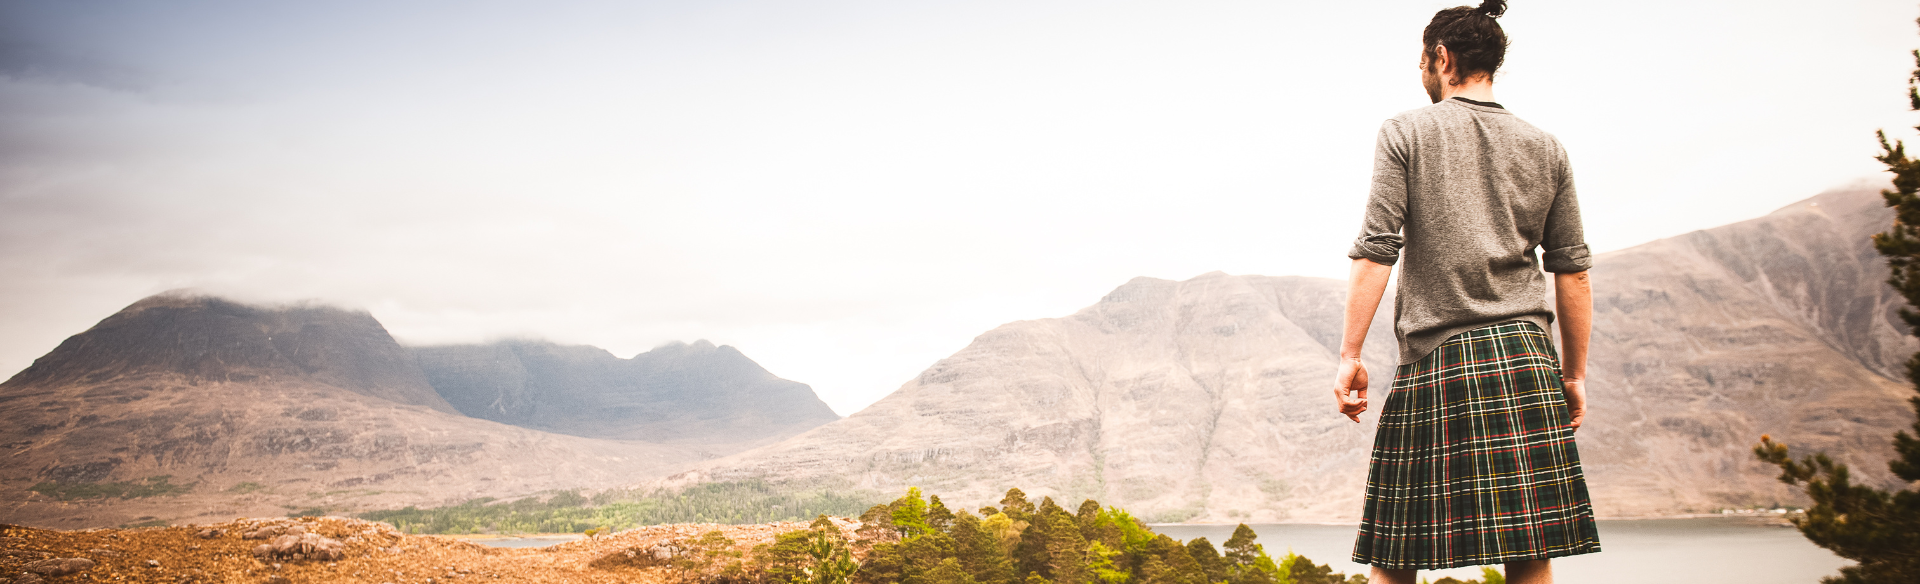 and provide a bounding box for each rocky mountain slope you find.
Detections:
[667,184,1919,521]
[0,295,705,528]
[5,294,459,414]
[664,274,1401,522]
[1576,183,1917,515]
[412,340,839,448]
